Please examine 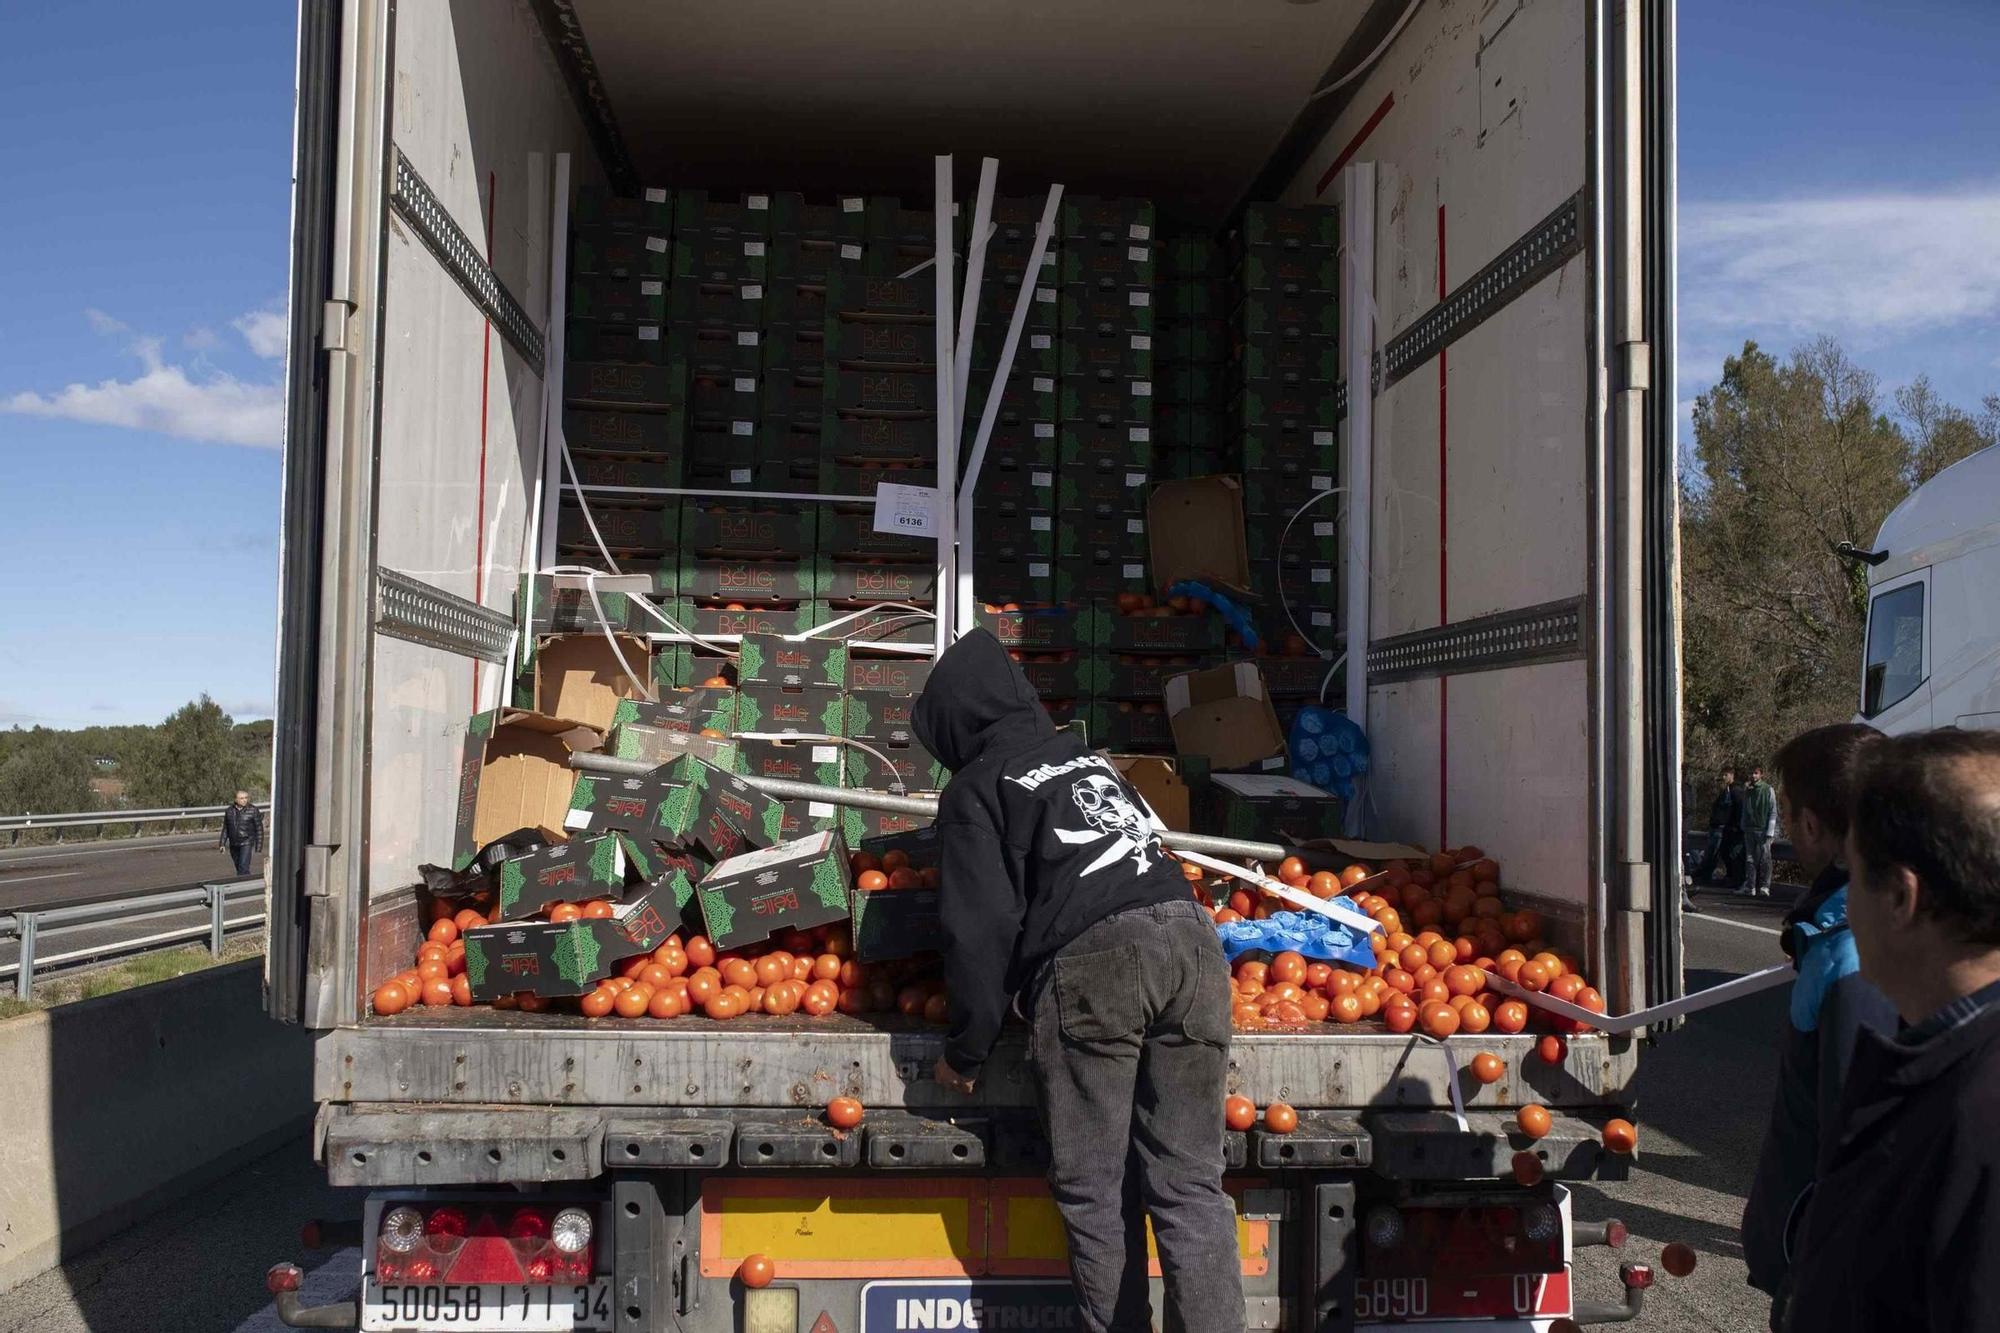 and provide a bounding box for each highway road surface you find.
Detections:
[0,891,1796,1332]
[0,833,260,913]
